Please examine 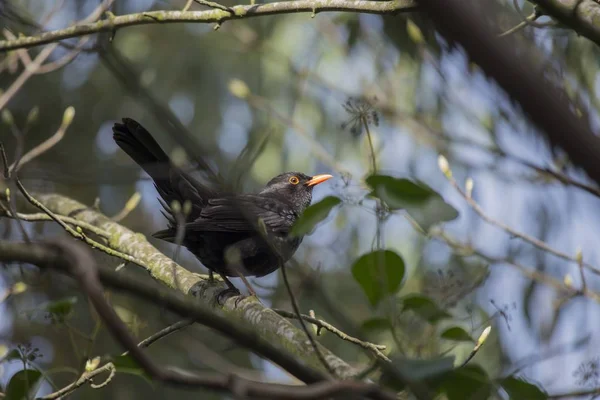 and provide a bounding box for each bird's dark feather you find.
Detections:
[113,118,325,279]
